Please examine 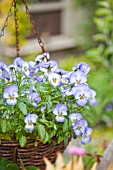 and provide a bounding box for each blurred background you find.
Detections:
[0,0,113,158]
